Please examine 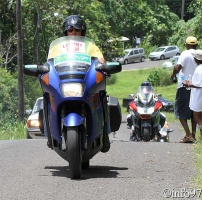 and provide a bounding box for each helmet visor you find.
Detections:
[66,24,82,30]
